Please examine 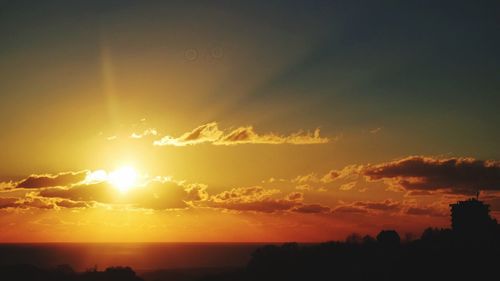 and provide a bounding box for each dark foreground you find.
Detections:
[1,231,498,281]
[1,199,499,281]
